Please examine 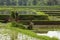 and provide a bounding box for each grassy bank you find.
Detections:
[0,22,58,40]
